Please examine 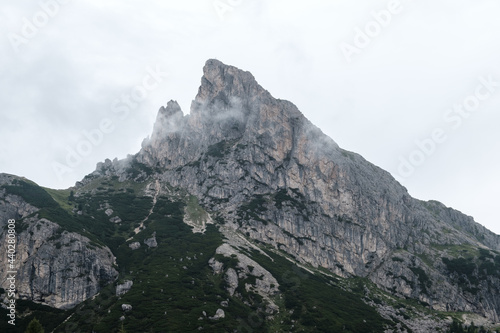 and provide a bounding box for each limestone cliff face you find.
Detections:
[92,59,500,323]
[0,174,118,309]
